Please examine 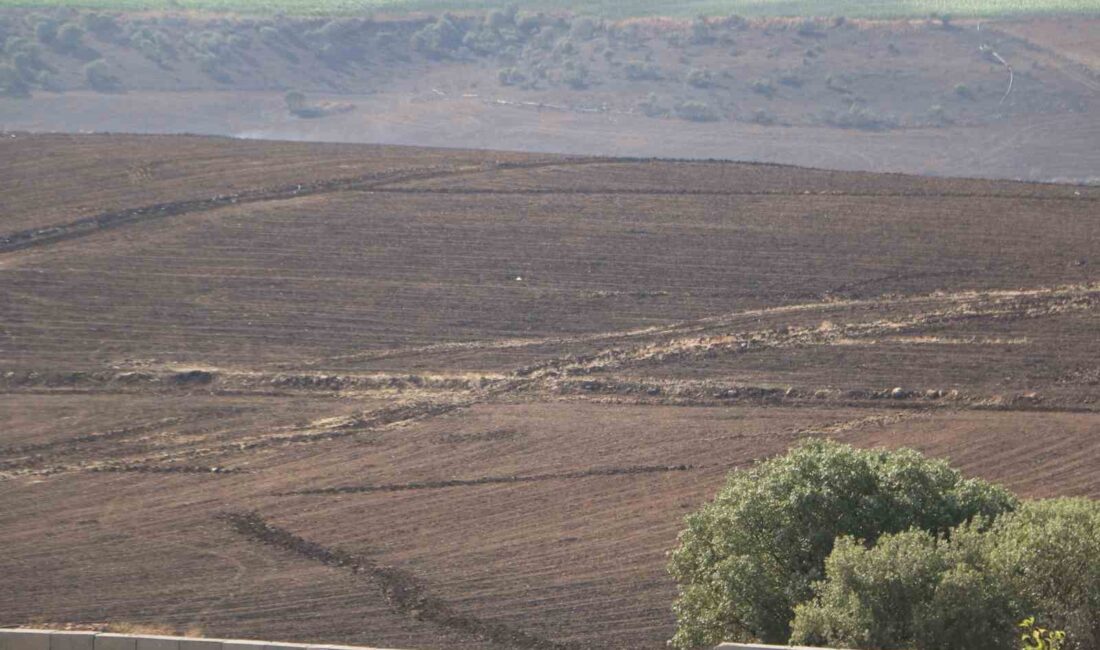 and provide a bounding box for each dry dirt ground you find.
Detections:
[2,133,1100,650]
